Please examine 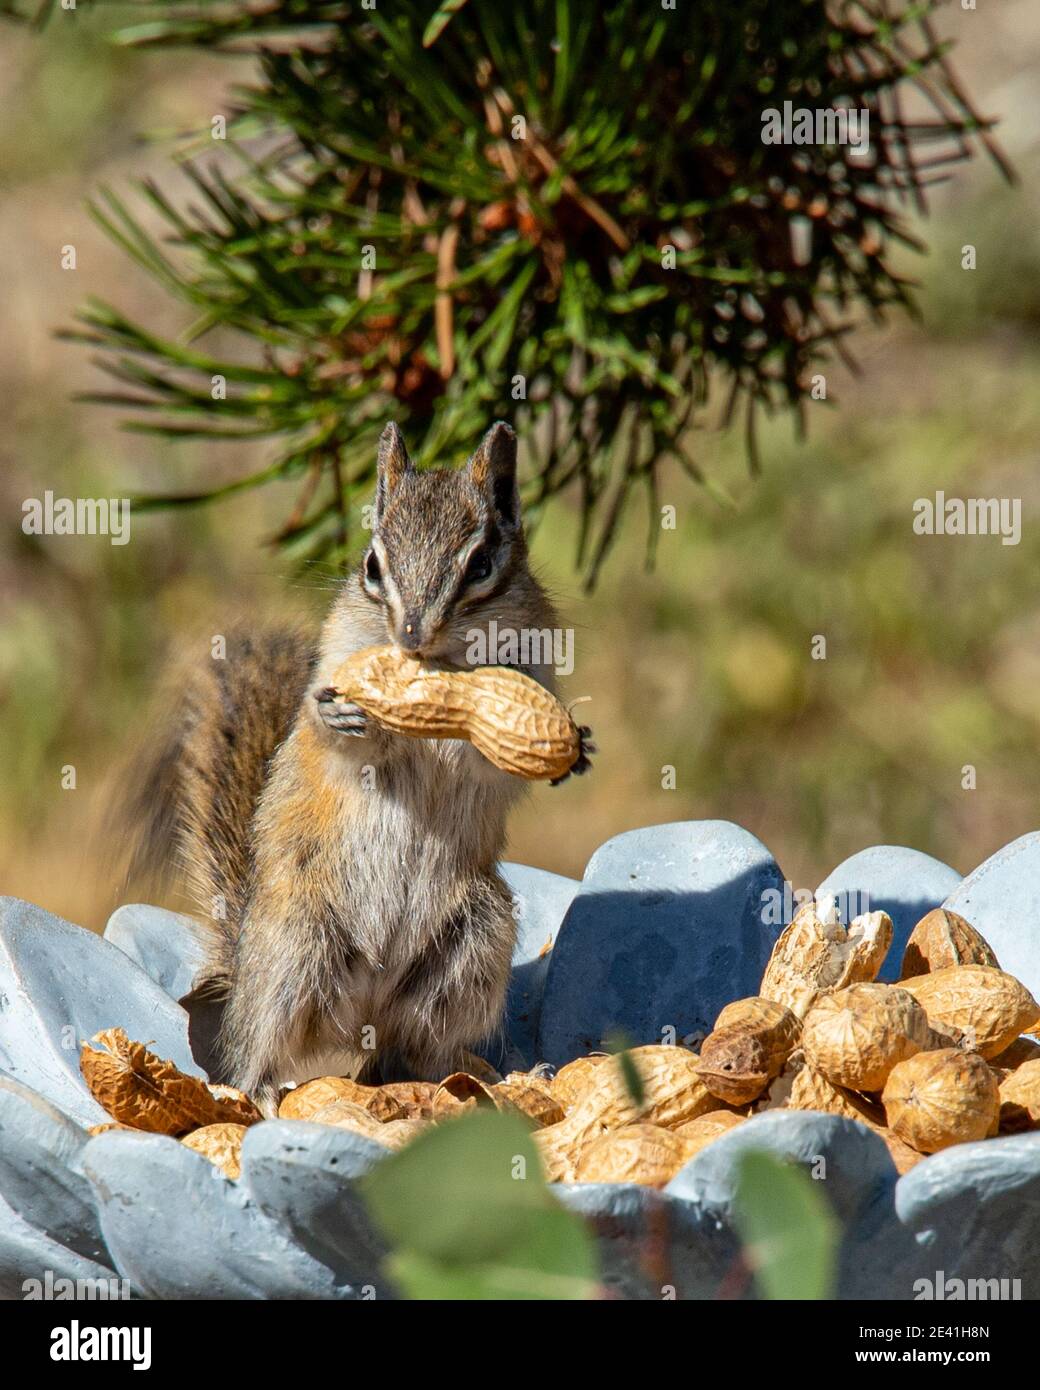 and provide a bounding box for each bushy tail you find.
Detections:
[112,623,318,985]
